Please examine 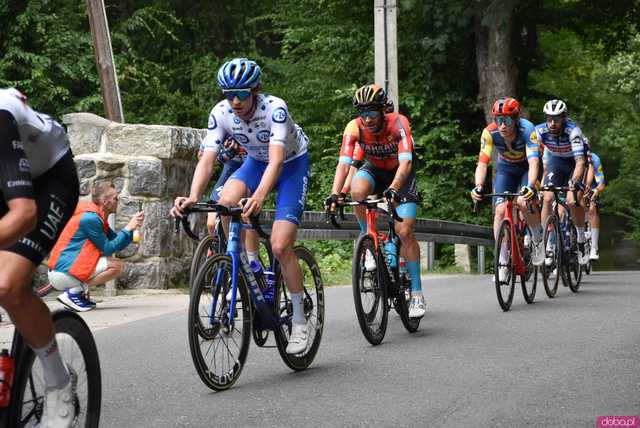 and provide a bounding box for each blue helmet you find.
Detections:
[217,58,261,90]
